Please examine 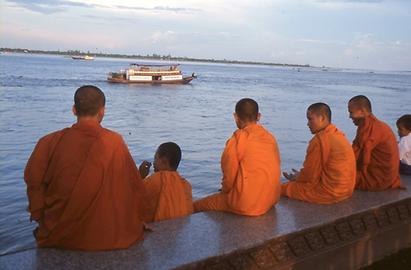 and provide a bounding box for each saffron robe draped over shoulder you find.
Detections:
[353,115,402,190]
[24,121,146,250]
[281,124,356,204]
[143,171,193,222]
[194,123,281,216]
